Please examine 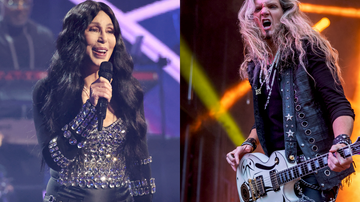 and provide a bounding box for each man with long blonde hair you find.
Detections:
[226,0,355,201]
